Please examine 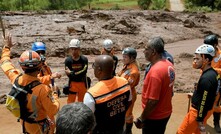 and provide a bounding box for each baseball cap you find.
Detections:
[69,39,80,48]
